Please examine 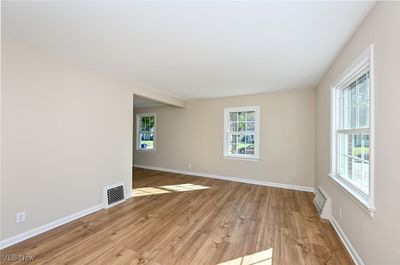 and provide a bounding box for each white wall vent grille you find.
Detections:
[104,183,126,208]
[313,186,332,219]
